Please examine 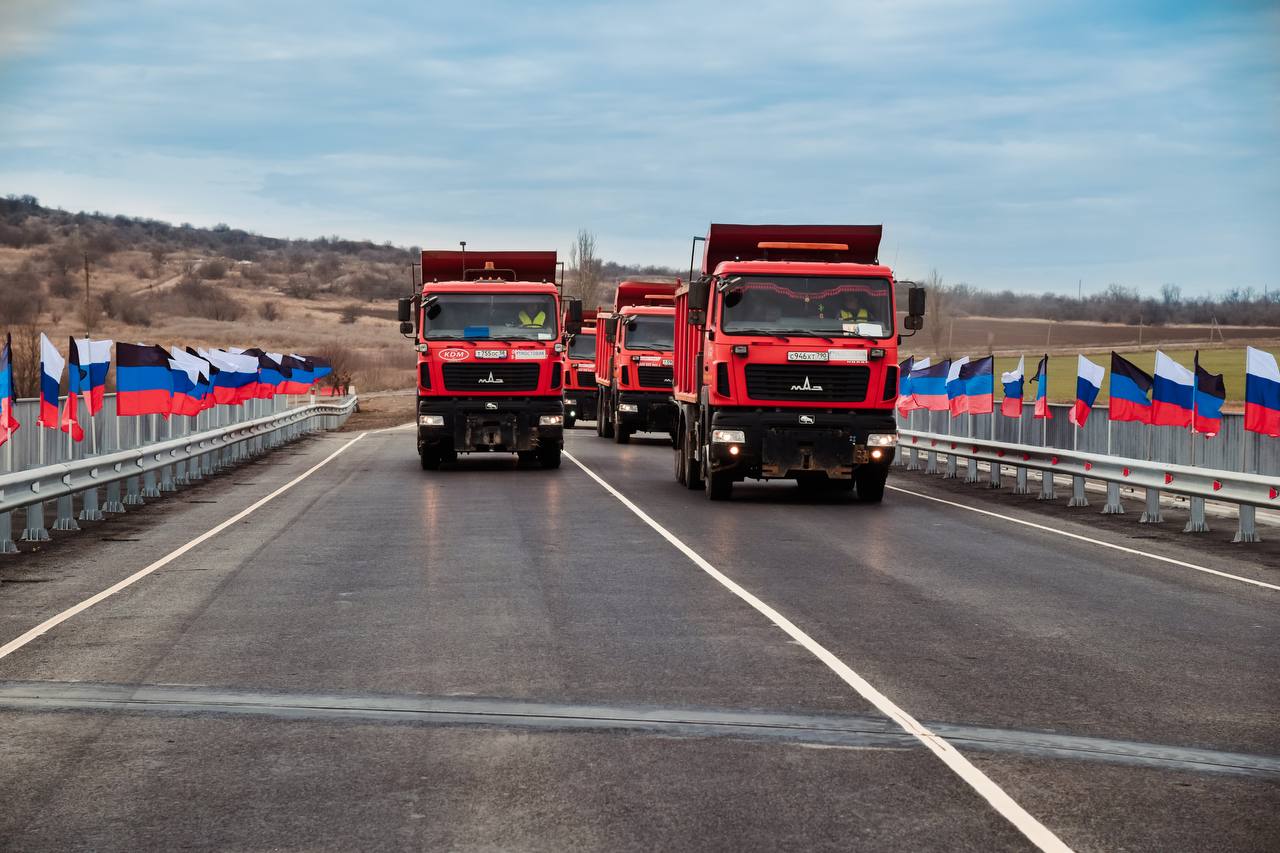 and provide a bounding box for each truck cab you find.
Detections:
[398,249,581,470]
[673,224,925,500]
[594,280,678,444]
[562,308,598,428]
